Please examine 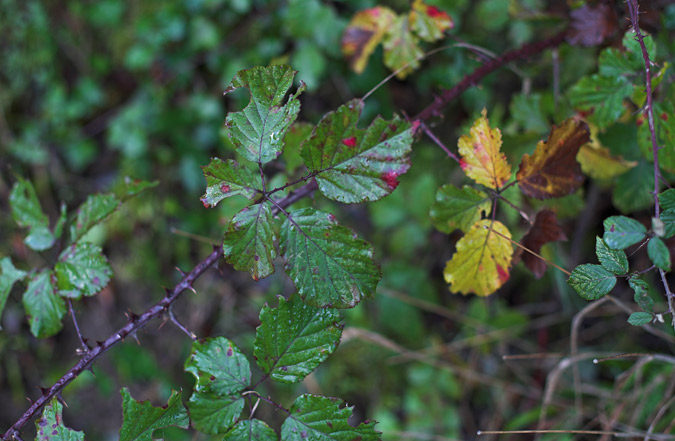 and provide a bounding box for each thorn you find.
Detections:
[175,266,186,277]
[130,331,140,345]
[25,397,33,405]
[12,430,25,441]
[164,287,172,297]
[39,387,49,396]
[56,392,67,408]
[187,285,197,294]
[125,310,139,323]
[85,365,95,376]
[96,340,105,348]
